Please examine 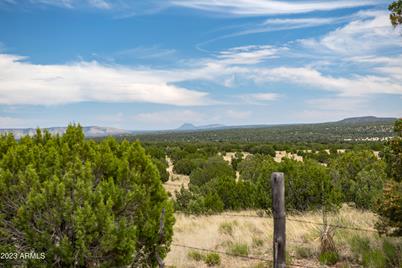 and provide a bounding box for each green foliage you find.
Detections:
[376,181,402,236]
[152,157,169,182]
[0,125,174,267]
[319,251,339,265]
[187,250,204,261]
[329,150,384,209]
[350,161,386,209]
[383,239,402,267]
[231,151,244,170]
[348,235,401,267]
[384,119,402,183]
[249,144,275,156]
[389,0,402,27]
[190,156,235,187]
[132,119,395,144]
[187,251,221,266]
[173,157,204,175]
[204,252,221,266]
[228,242,249,256]
[377,119,402,236]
